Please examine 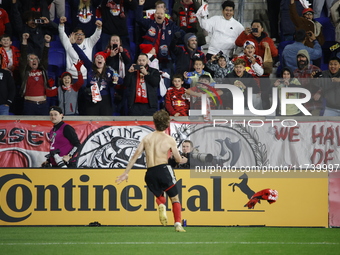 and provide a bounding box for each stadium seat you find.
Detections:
[48,50,66,78]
